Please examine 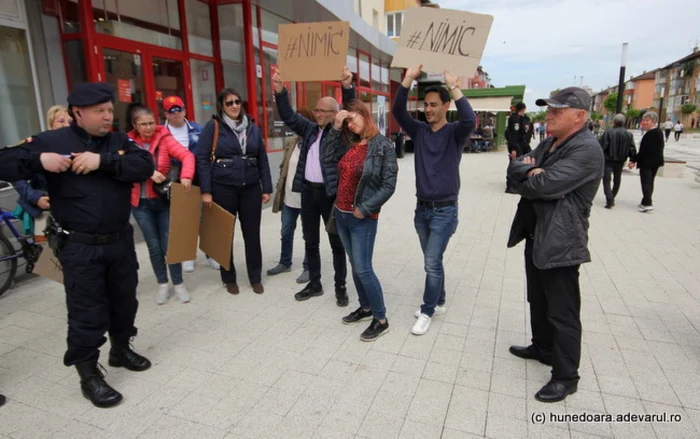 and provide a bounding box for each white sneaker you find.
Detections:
[638,205,654,213]
[155,284,170,305]
[183,260,195,273]
[414,305,446,318]
[411,314,432,336]
[207,258,220,270]
[173,284,191,303]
